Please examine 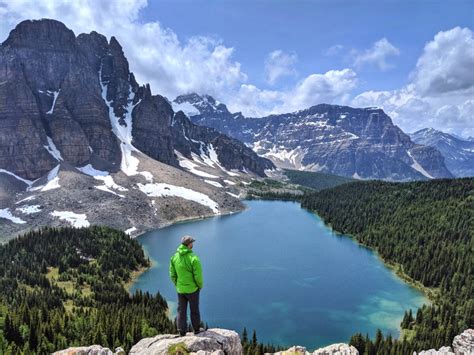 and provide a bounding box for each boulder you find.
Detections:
[52,345,124,355]
[270,343,358,355]
[452,329,474,354]
[129,328,242,355]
